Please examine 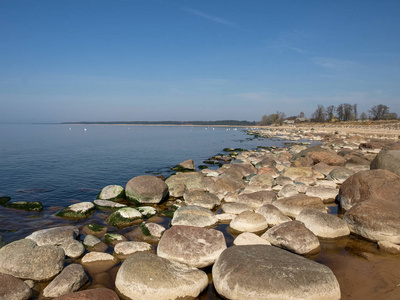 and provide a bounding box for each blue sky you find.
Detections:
[1,0,399,123]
